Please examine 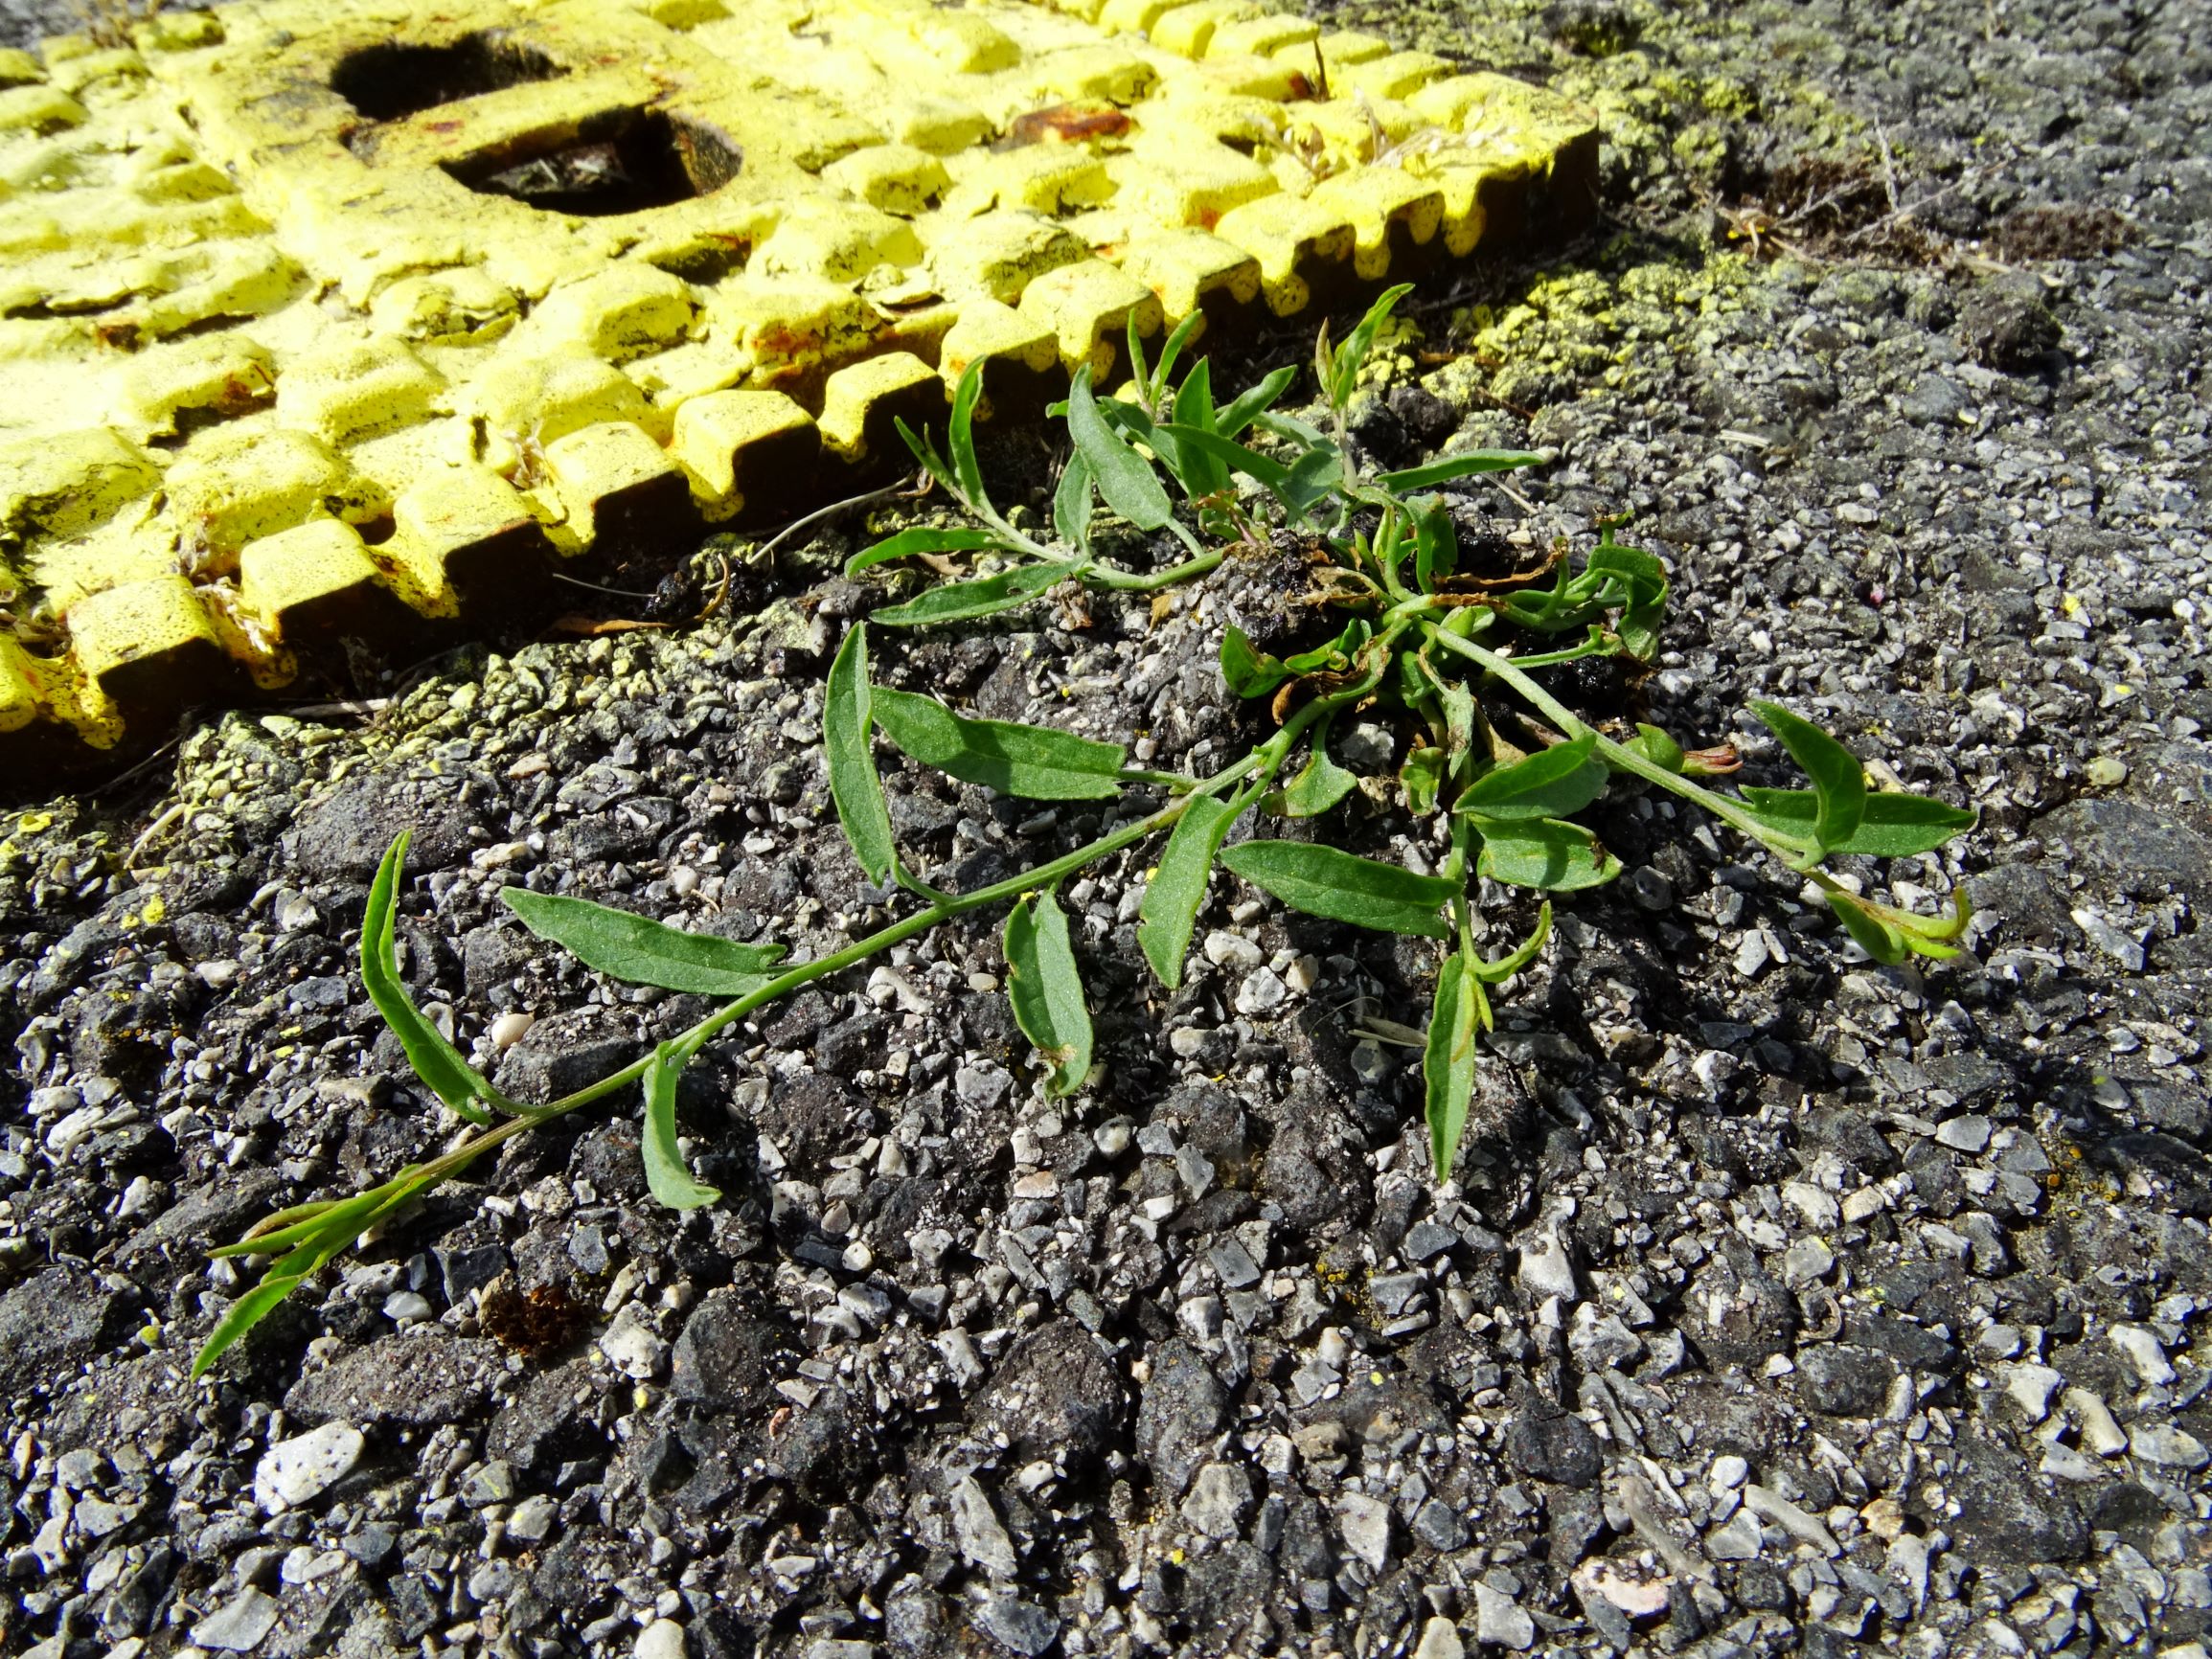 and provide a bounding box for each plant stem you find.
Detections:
[1420,623,1822,861]
[1088,548,1226,592]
